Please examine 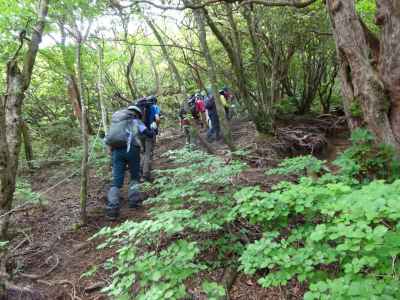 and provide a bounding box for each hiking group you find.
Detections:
[104,95,160,220]
[103,87,234,220]
[179,87,234,144]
